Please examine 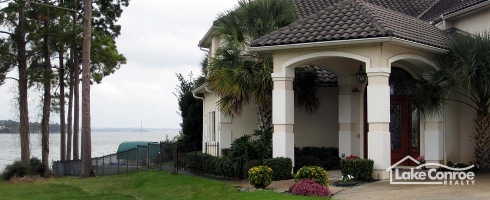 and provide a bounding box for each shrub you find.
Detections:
[340,158,374,181]
[221,148,231,157]
[289,179,331,197]
[217,157,226,176]
[29,157,46,176]
[248,166,273,188]
[232,160,244,179]
[186,152,213,174]
[206,157,216,174]
[243,159,262,178]
[251,128,273,160]
[263,157,292,180]
[213,157,223,176]
[2,160,30,180]
[295,166,328,186]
